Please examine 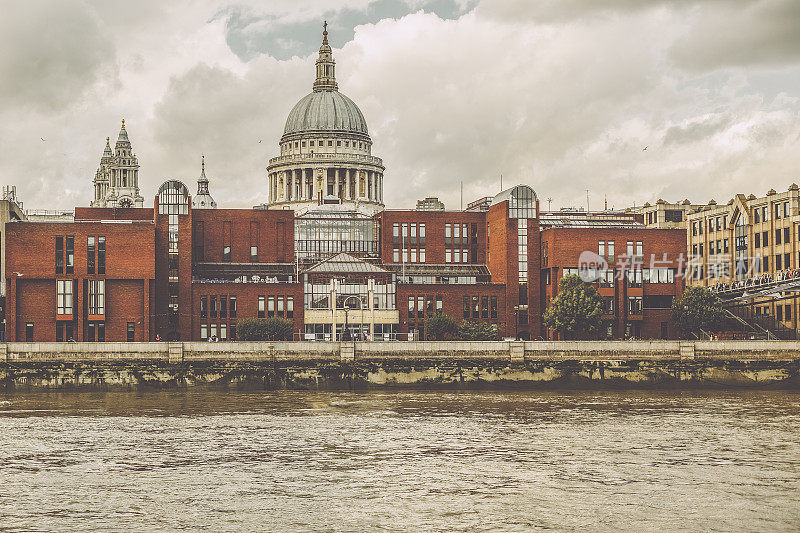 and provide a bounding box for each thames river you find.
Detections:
[1,390,799,531]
